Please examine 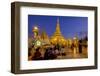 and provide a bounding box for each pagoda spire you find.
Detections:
[54,18,61,36]
[50,18,67,46]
